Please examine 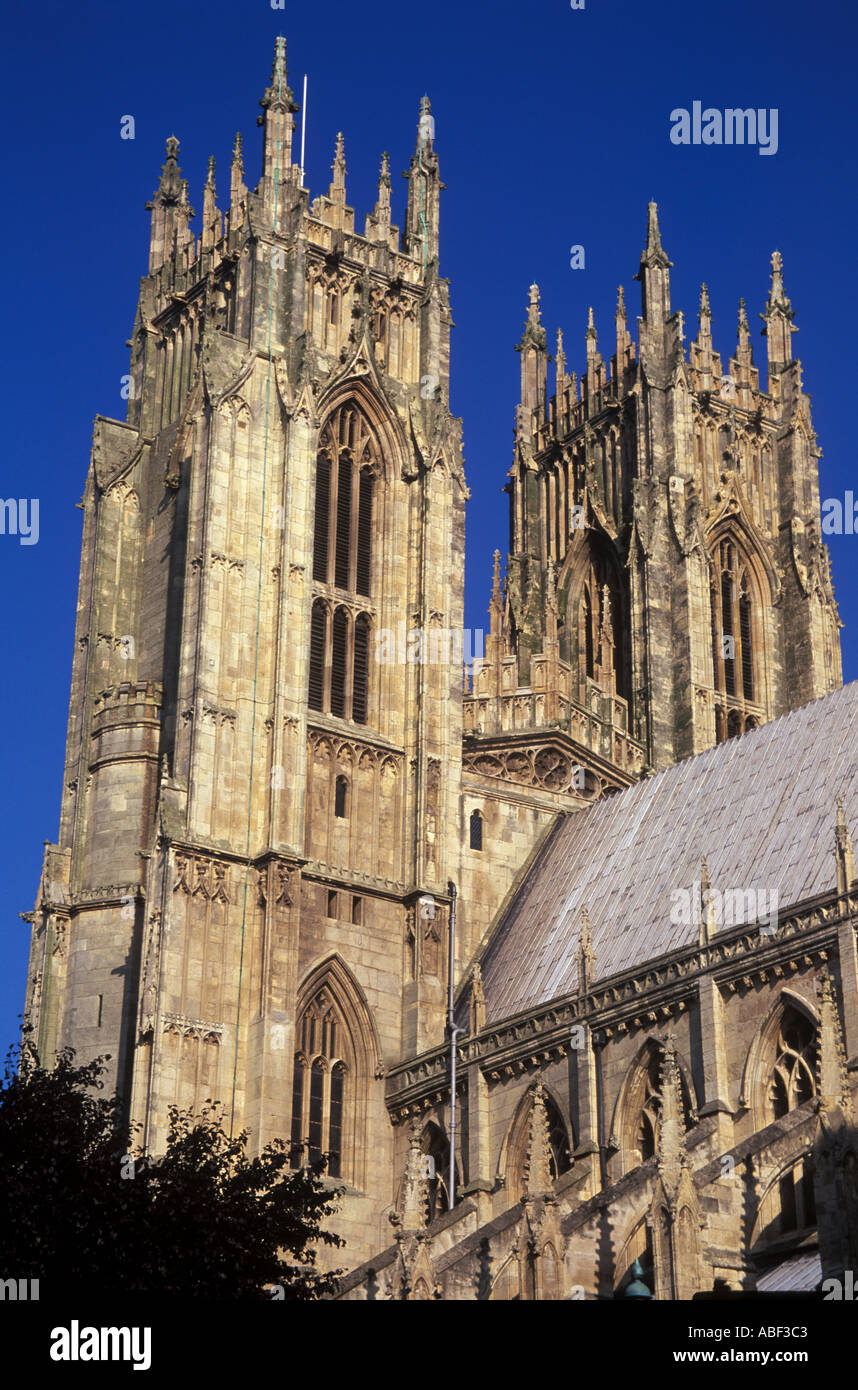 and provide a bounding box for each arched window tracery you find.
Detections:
[291,986,354,1180]
[767,1006,817,1122]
